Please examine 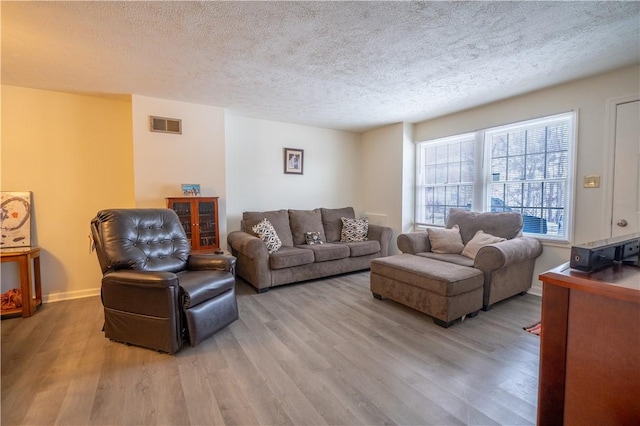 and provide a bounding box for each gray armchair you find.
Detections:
[91,208,238,353]
[398,208,543,310]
